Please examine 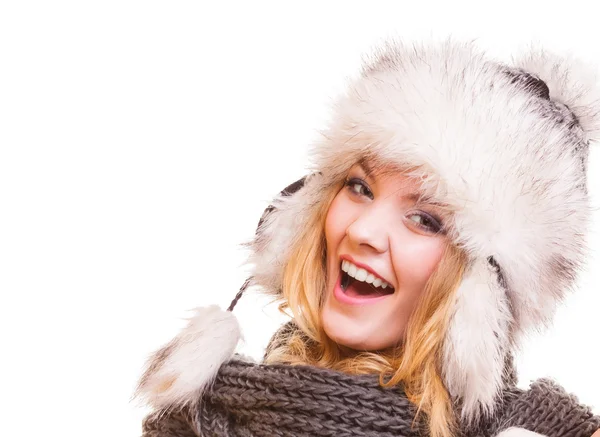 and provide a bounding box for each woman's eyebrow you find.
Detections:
[404,192,423,202]
[356,159,450,209]
[397,191,431,204]
[398,190,450,211]
[356,159,376,180]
